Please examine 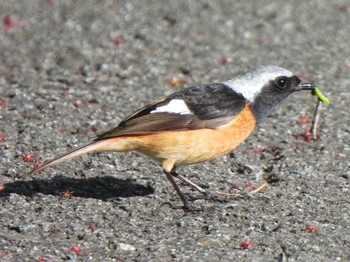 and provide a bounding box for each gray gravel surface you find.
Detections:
[0,0,349,261]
